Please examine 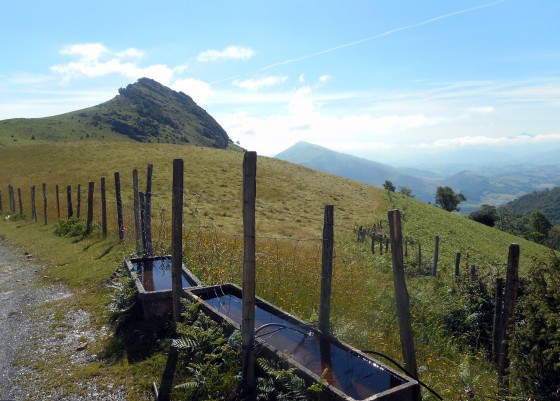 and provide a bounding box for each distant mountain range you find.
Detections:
[275,141,560,214]
[0,77,239,150]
